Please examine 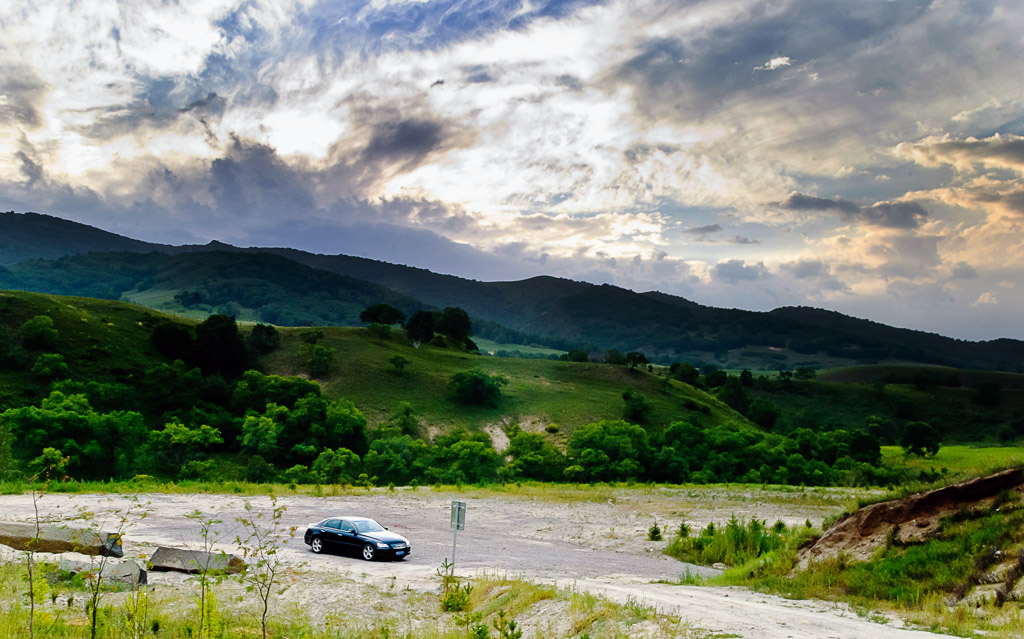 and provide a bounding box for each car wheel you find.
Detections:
[310,536,324,554]
[362,544,376,561]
